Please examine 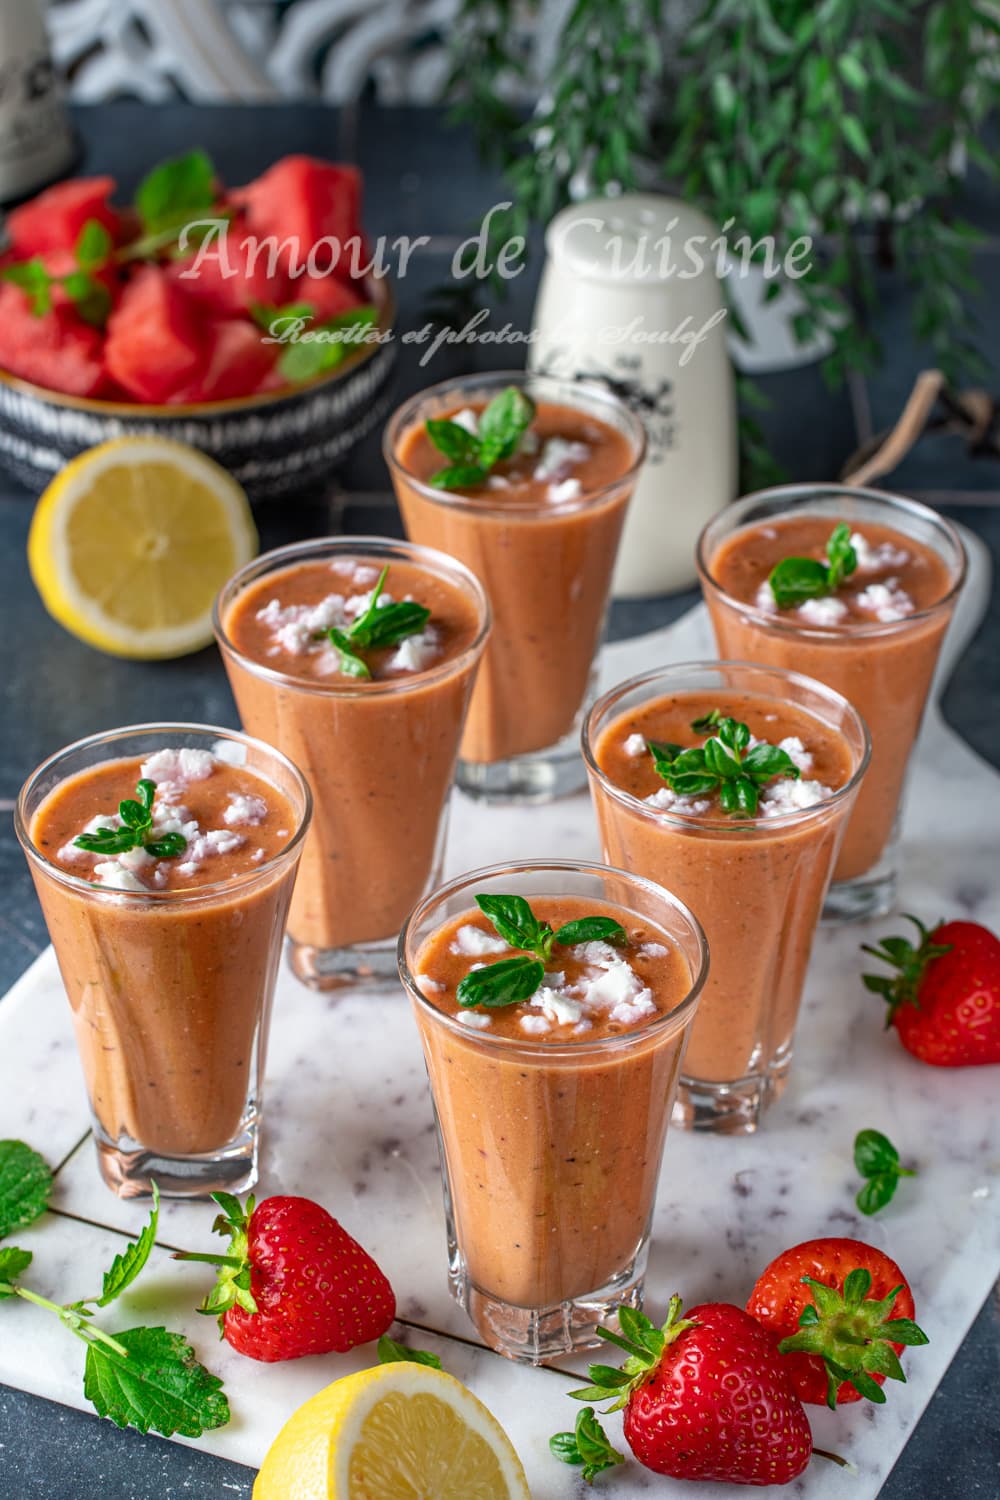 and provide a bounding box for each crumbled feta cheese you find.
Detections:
[457,1011,493,1030]
[177,828,246,877]
[639,942,668,958]
[533,436,590,483]
[256,582,441,676]
[250,848,265,863]
[759,776,834,815]
[386,627,441,675]
[224,793,268,828]
[777,736,814,774]
[140,747,215,790]
[417,974,444,996]
[450,924,509,957]
[547,478,583,504]
[329,559,380,587]
[797,595,849,625]
[58,813,119,862]
[754,580,778,613]
[451,407,479,437]
[342,586,394,620]
[645,786,713,816]
[117,847,154,876]
[518,427,539,456]
[853,581,914,623]
[486,474,510,490]
[623,733,646,758]
[212,739,247,768]
[530,985,583,1025]
[519,1014,551,1035]
[93,861,148,893]
[850,531,910,573]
